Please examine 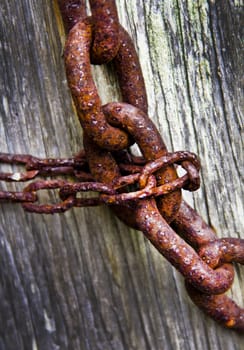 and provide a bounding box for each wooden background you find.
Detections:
[0,0,243,349]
